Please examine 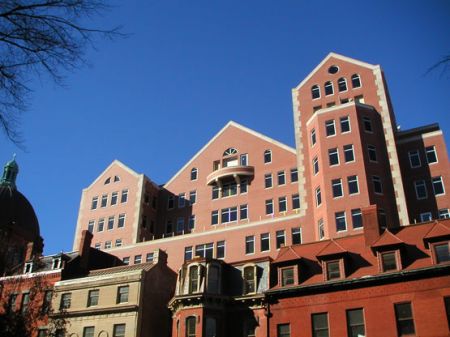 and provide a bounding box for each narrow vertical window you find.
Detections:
[343,144,354,162]
[265,173,273,188]
[346,309,365,337]
[311,128,316,146]
[340,115,350,132]
[117,214,125,228]
[362,117,372,132]
[240,204,248,220]
[110,191,118,205]
[264,150,272,164]
[348,175,359,195]
[351,74,361,88]
[318,219,325,240]
[188,215,195,230]
[338,77,347,92]
[189,190,197,204]
[432,176,445,196]
[87,220,95,233]
[121,189,128,203]
[261,233,270,252]
[278,196,287,212]
[107,216,114,230]
[312,313,329,337]
[101,194,108,207]
[189,266,199,293]
[332,179,343,198]
[325,120,336,136]
[351,209,362,229]
[425,146,438,164]
[372,176,383,194]
[414,180,428,200]
[243,266,256,294]
[367,145,377,162]
[292,194,300,209]
[276,230,286,249]
[277,323,291,337]
[311,85,320,99]
[335,211,347,231]
[190,168,198,180]
[266,199,274,215]
[313,156,319,174]
[328,148,339,166]
[290,168,298,182]
[91,196,98,210]
[324,81,334,95]
[245,236,255,254]
[291,227,301,245]
[394,302,415,336]
[277,171,286,185]
[186,316,196,337]
[216,241,225,259]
